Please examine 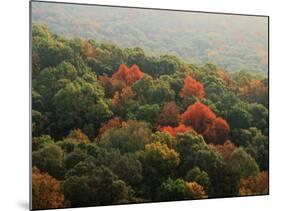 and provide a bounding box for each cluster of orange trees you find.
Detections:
[32,24,268,209]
